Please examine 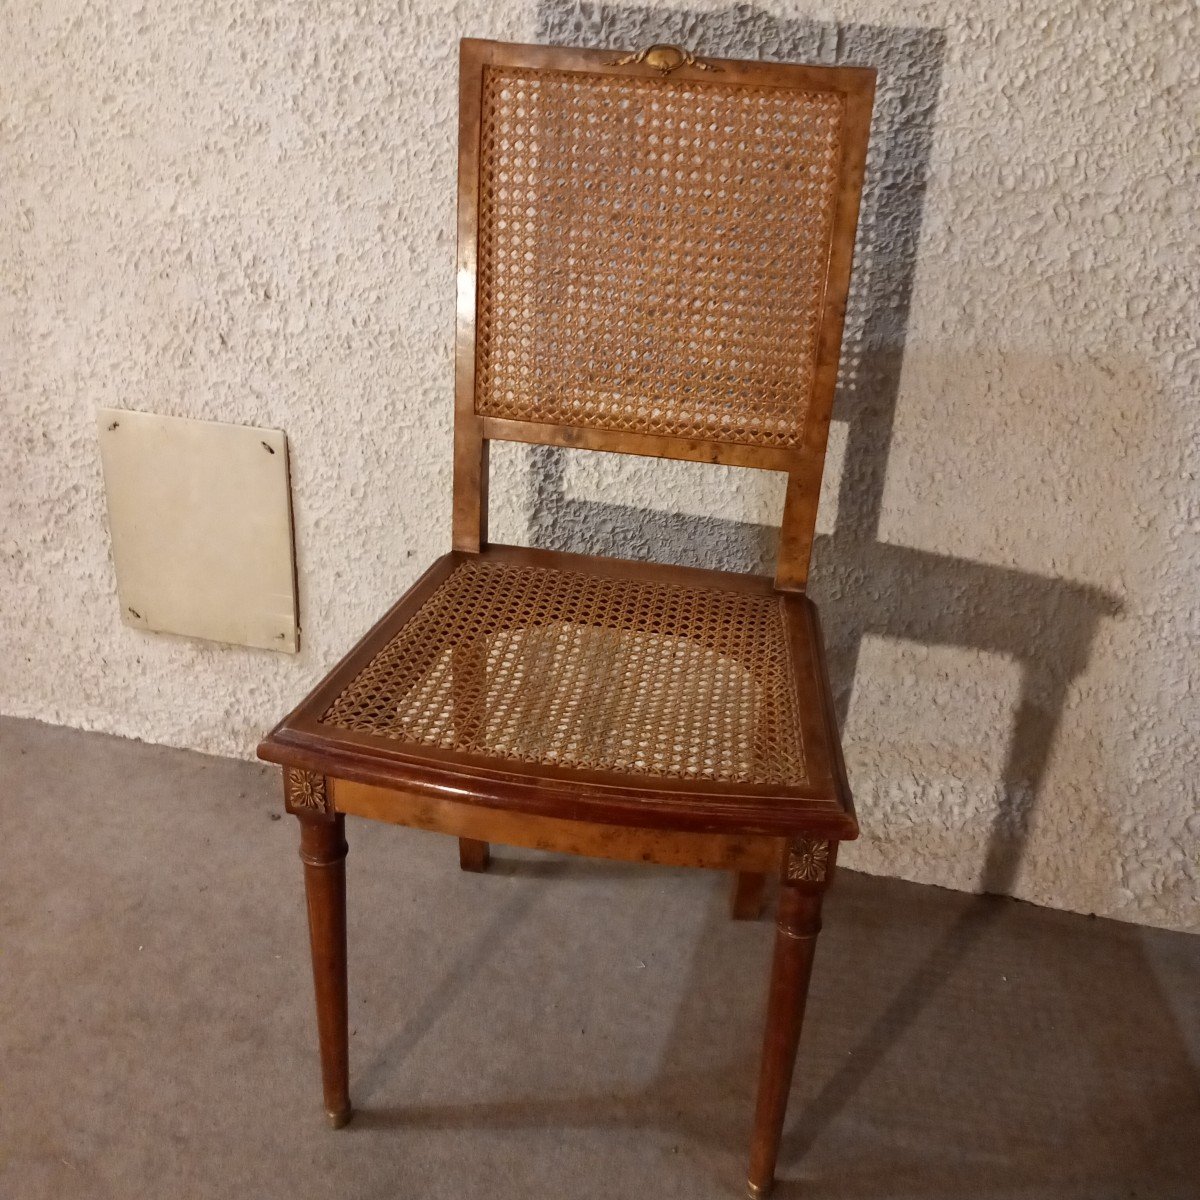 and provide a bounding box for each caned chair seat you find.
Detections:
[263,545,854,839]
[260,37,877,1198]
